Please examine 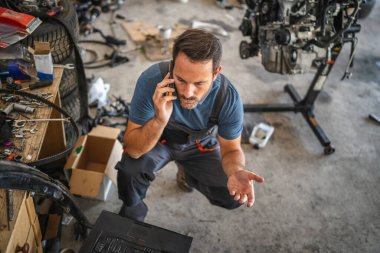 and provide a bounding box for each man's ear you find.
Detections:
[213,65,222,81]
